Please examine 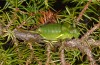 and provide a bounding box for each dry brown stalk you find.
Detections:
[80,22,100,41]
[76,0,92,22]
